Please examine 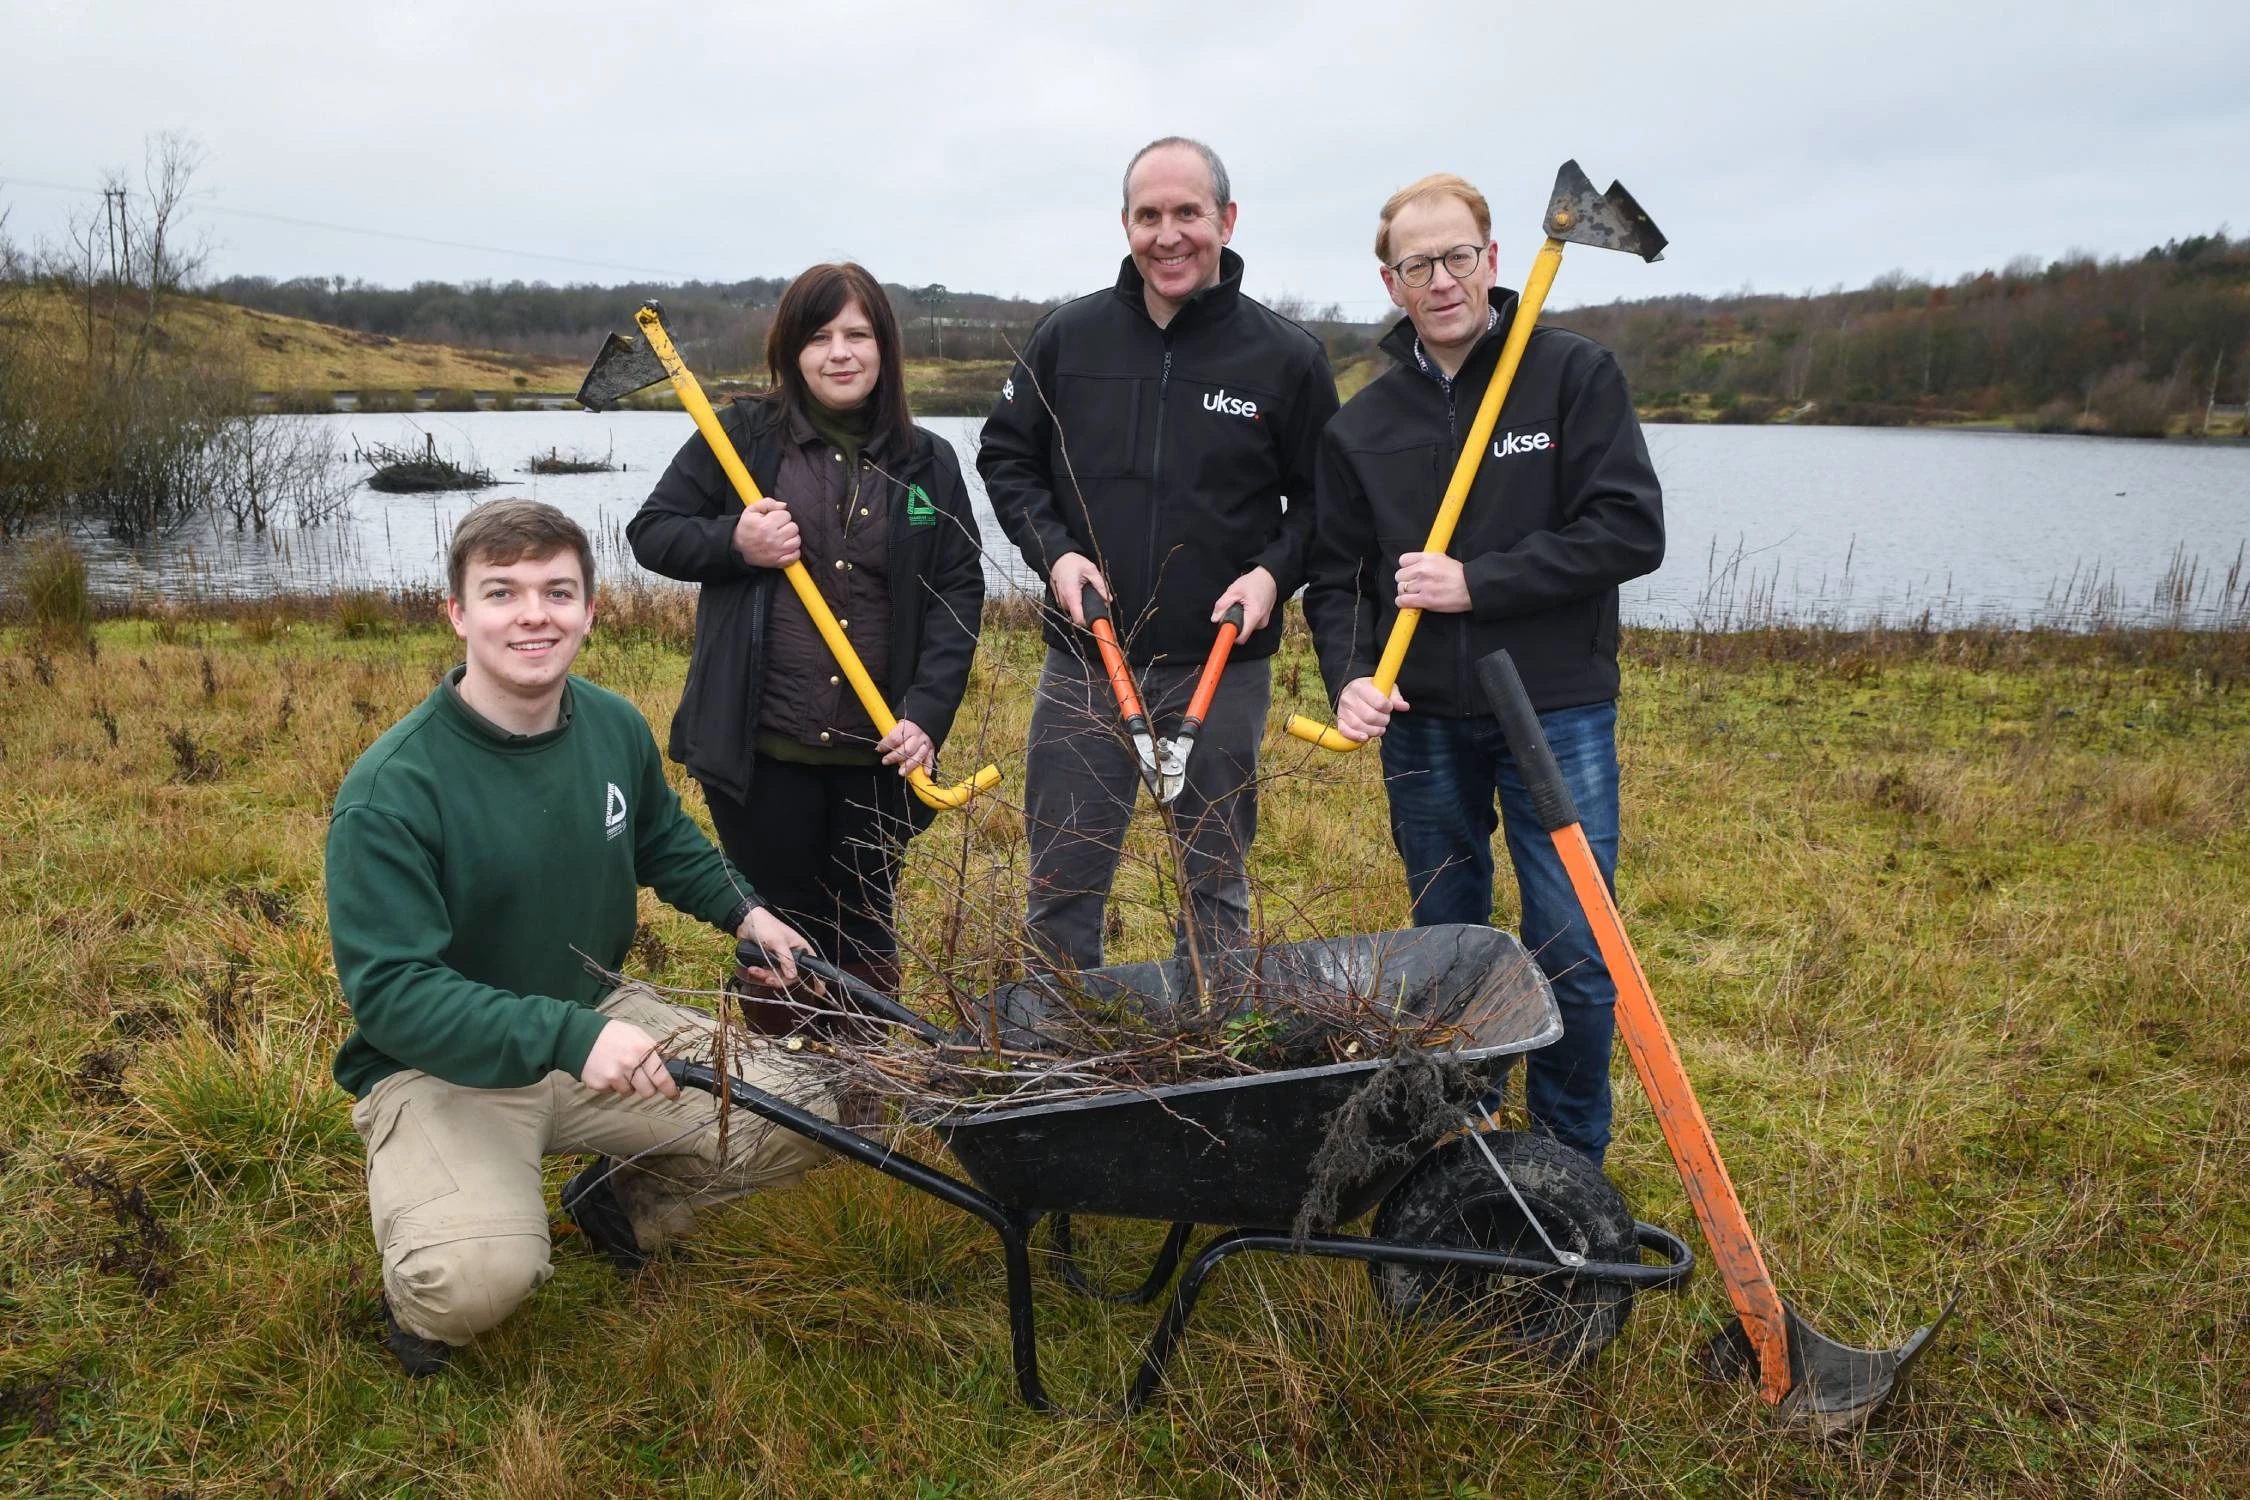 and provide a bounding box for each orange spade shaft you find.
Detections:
[1476,648,1795,1406]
